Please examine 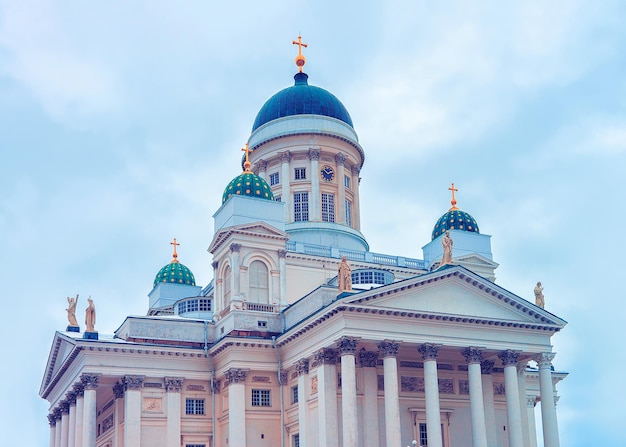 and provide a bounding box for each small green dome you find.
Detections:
[153,261,196,287]
[222,172,274,204]
[432,209,480,240]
